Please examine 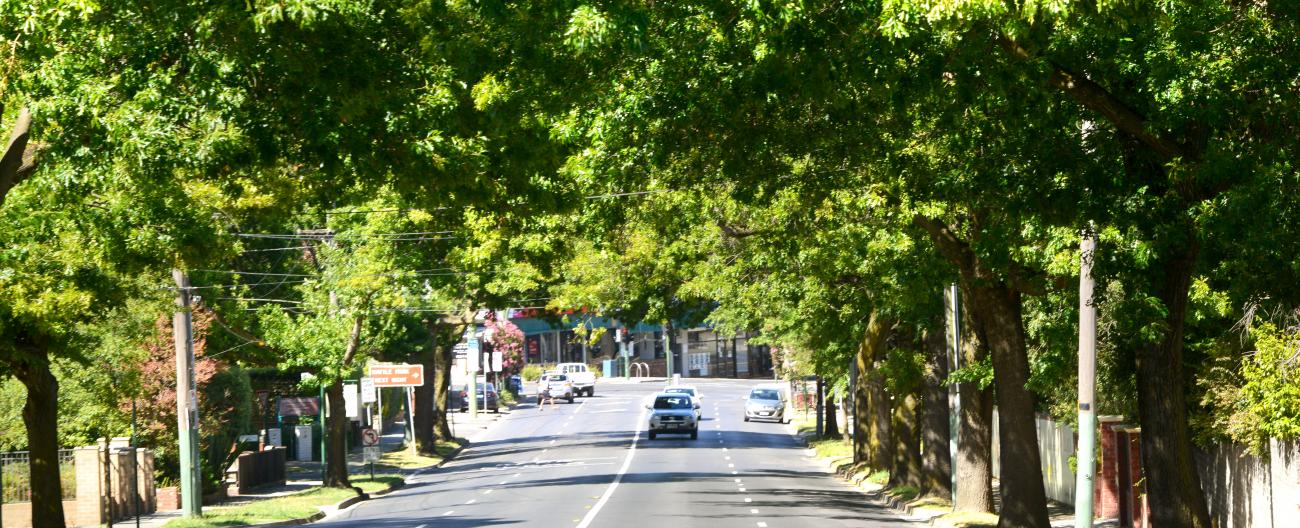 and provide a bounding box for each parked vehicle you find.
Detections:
[743,385,788,423]
[450,383,500,413]
[539,372,576,403]
[646,393,698,440]
[555,362,596,397]
[507,374,523,396]
[663,385,702,420]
